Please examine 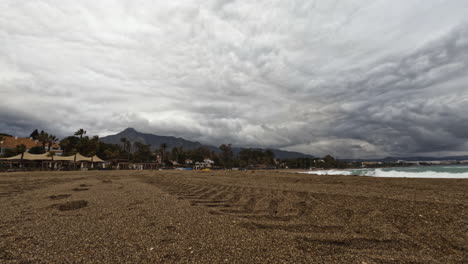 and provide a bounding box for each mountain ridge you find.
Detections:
[100,128,315,159]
